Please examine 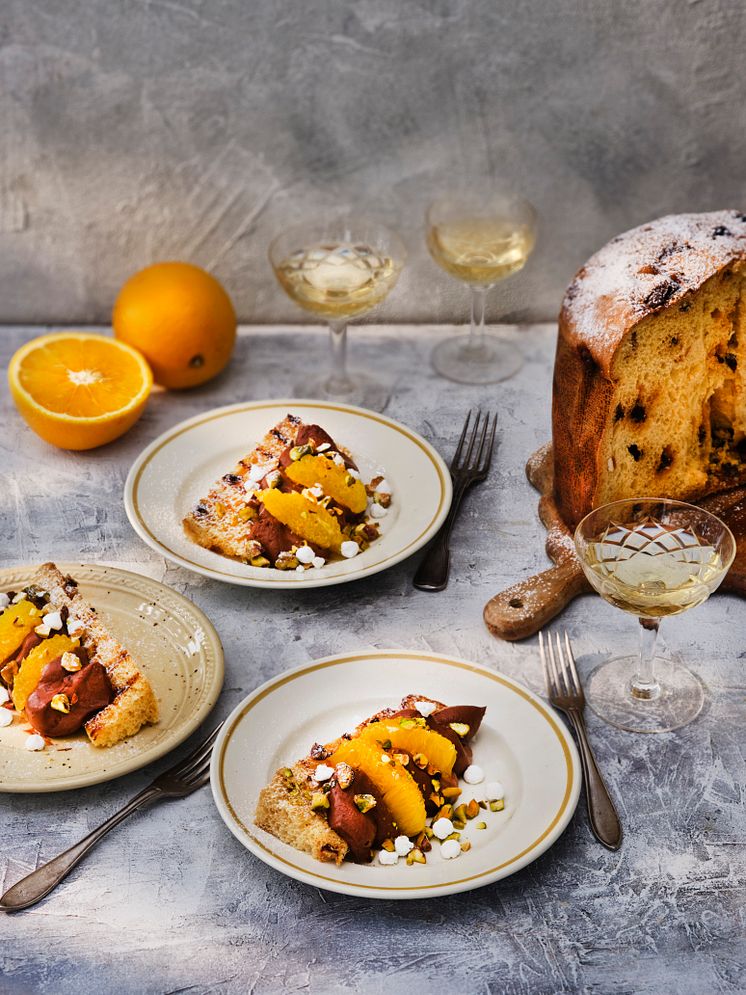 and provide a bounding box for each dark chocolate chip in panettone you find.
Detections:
[670,336,680,346]
[614,403,625,422]
[656,242,680,262]
[630,403,646,423]
[222,473,242,485]
[698,425,707,445]
[725,353,738,371]
[657,447,674,472]
[643,280,680,310]
[679,302,691,312]
[628,444,643,462]
[712,225,732,237]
